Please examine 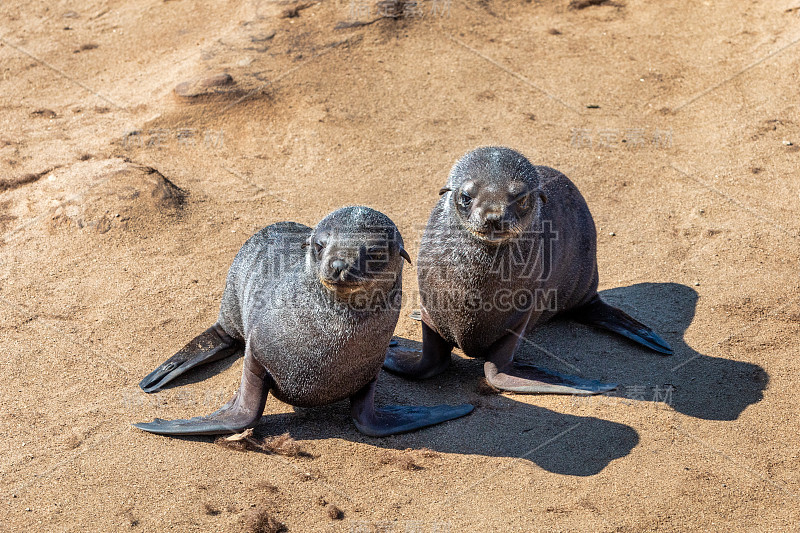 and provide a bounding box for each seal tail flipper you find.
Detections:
[350,377,473,437]
[139,324,241,393]
[484,361,617,395]
[568,296,673,355]
[133,349,271,435]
